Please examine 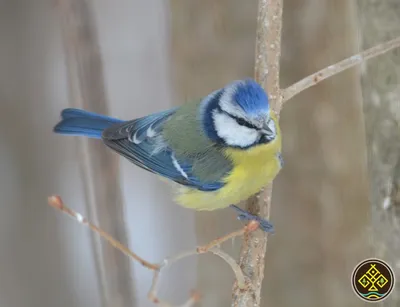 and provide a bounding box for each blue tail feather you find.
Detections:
[53,108,123,139]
